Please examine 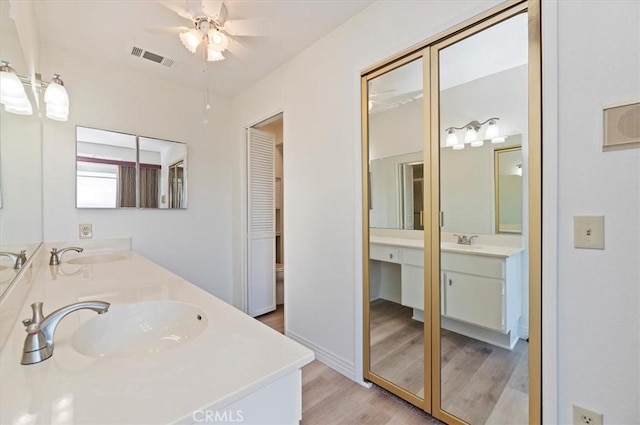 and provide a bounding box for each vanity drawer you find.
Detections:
[441,252,504,279]
[370,244,401,263]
